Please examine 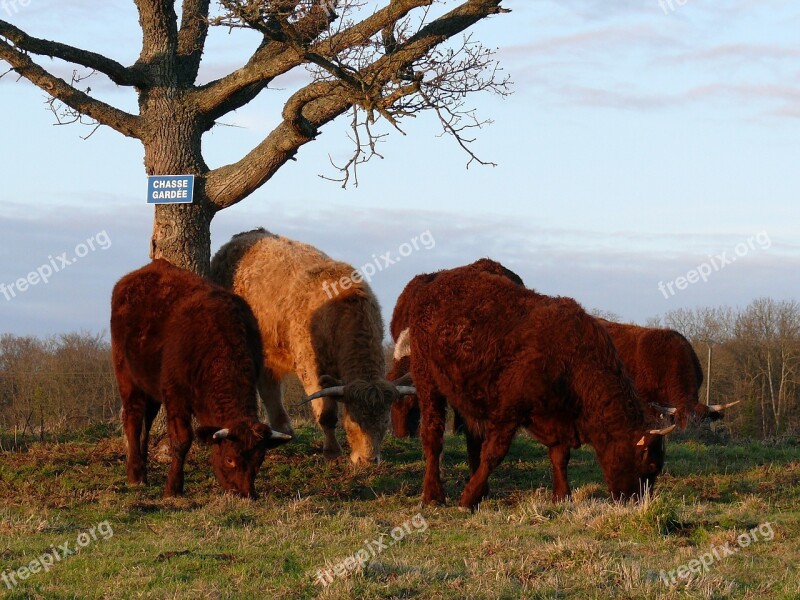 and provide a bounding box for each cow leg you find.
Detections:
[549,444,572,501]
[139,398,161,470]
[391,394,421,438]
[419,386,447,505]
[311,397,342,460]
[258,371,294,436]
[297,368,342,459]
[459,422,517,510]
[465,427,484,474]
[164,416,192,497]
[451,408,466,435]
[120,384,149,485]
